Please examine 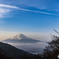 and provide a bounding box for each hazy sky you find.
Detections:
[0,0,59,40]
